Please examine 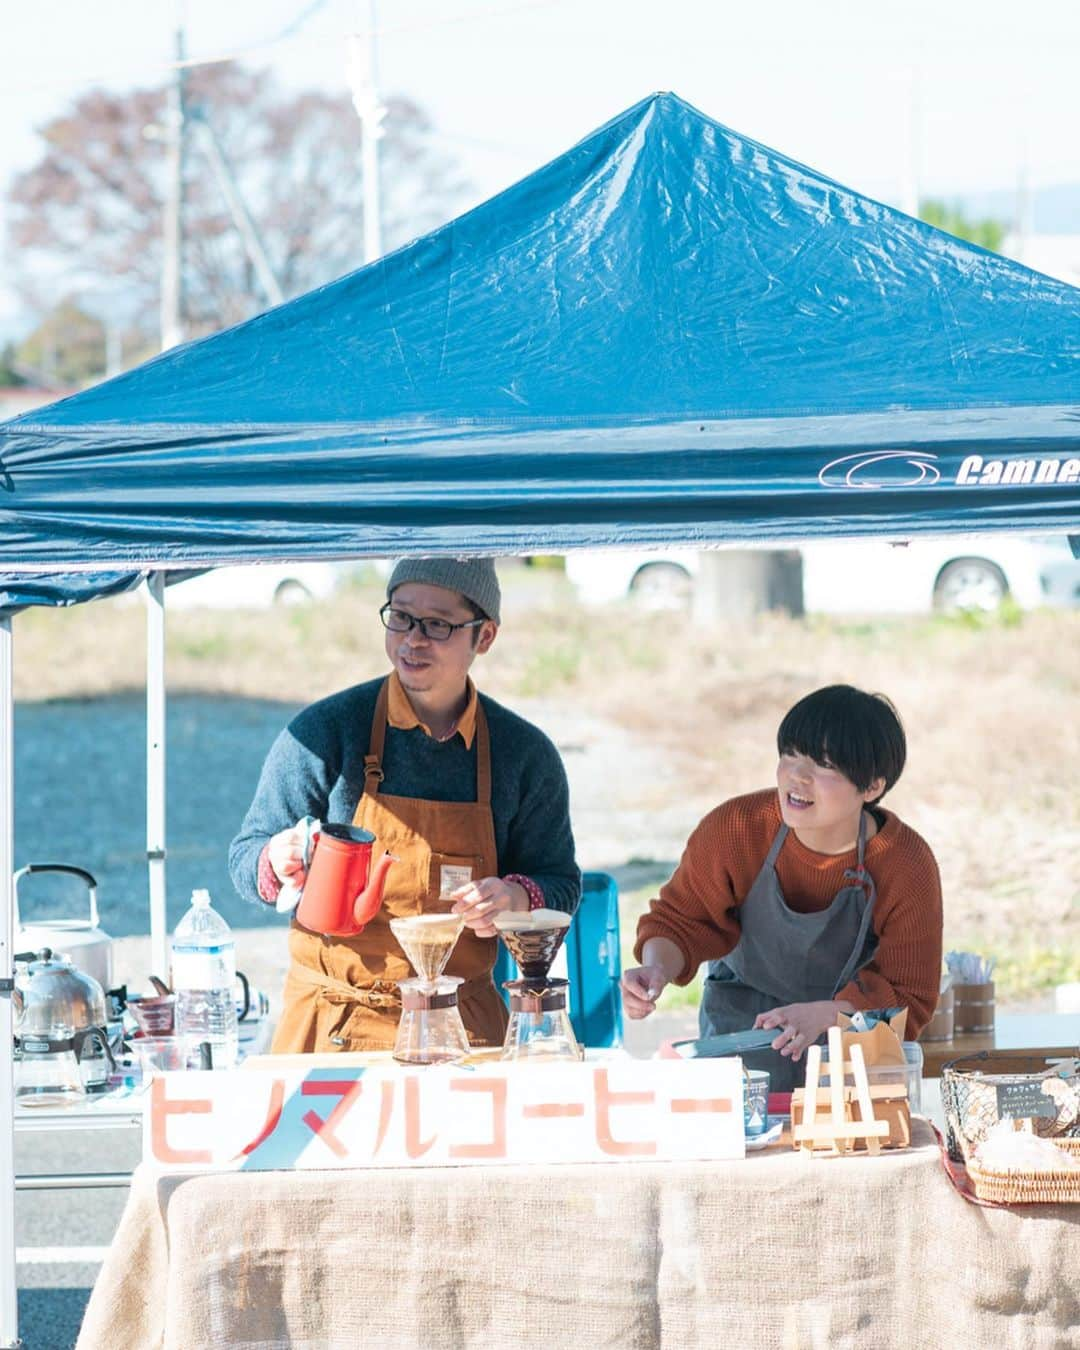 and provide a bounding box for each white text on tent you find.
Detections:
[956,455,1080,487]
